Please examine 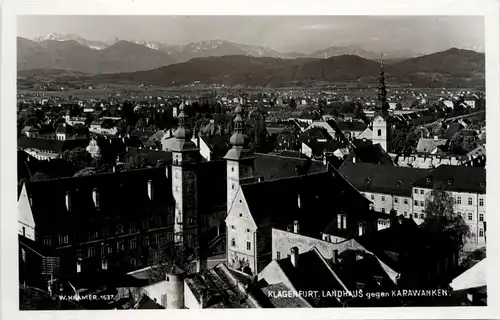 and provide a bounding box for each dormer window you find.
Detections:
[426,176,432,183]
[480,181,486,187]
[447,178,453,185]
